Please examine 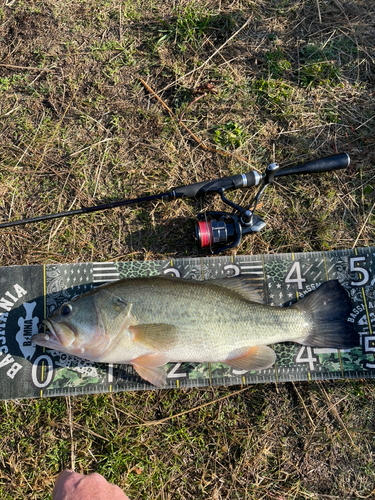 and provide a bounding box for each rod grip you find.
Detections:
[274,153,350,179]
[173,171,261,198]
